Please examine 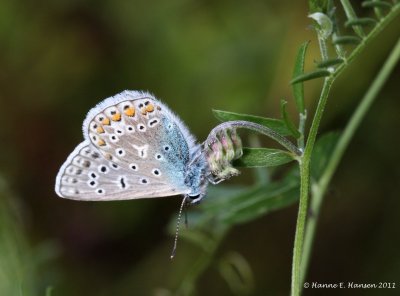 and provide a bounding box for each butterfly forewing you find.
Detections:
[55,91,196,201]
